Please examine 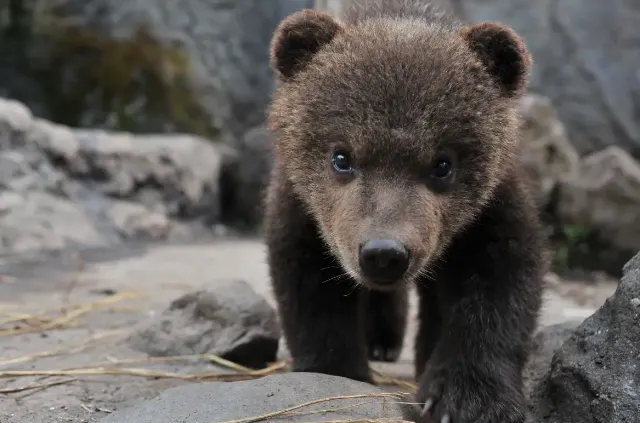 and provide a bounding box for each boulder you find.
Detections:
[0,0,314,146]
[517,93,581,208]
[434,0,640,157]
[523,321,582,405]
[0,190,107,253]
[515,93,640,265]
[63,129,231,222]
[557,146,640,253]
[530,251,640,422]
[0,96,235,254]
[127,280,281,369]
[220,125,274,231]
[98,372,417,423]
